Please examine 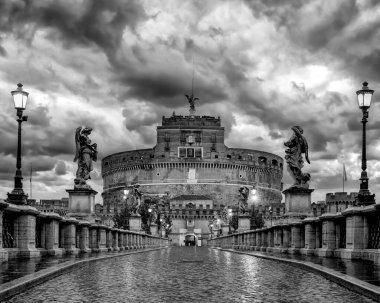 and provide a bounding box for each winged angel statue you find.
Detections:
[185,93,198,116]
[284,126,311,188]
[74,126,97,188]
